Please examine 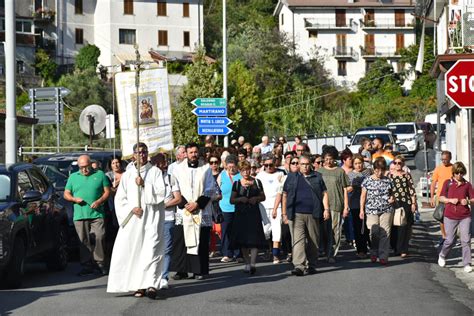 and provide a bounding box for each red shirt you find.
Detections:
[440,179,474,220]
